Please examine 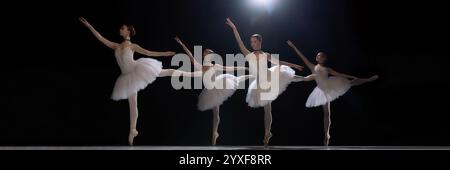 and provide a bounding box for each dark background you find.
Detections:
[1,0,449,146]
